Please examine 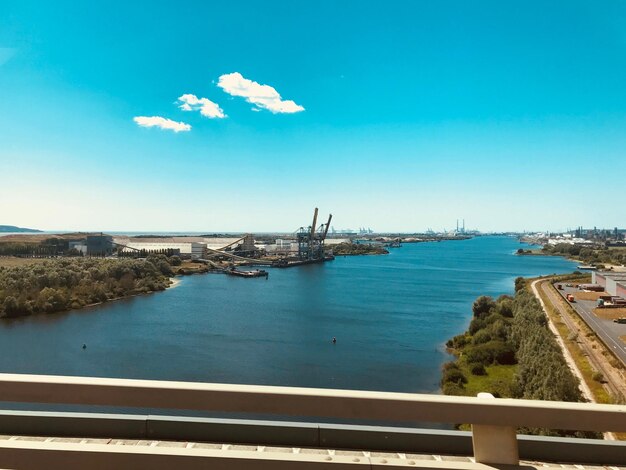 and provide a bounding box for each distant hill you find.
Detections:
[0,225,43,233]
